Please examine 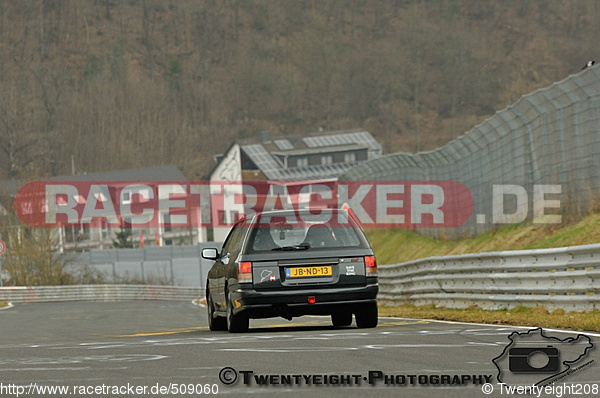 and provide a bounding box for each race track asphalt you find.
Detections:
[0,301,598,398]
